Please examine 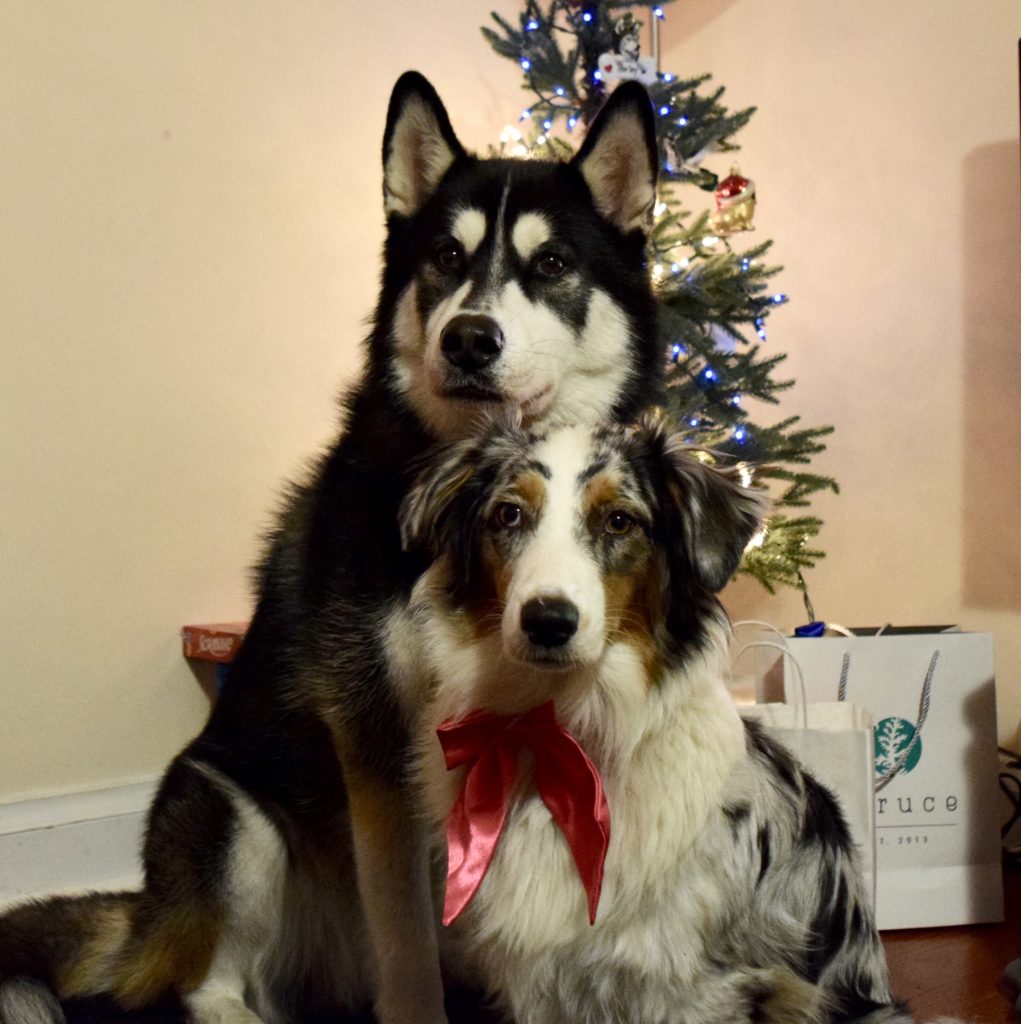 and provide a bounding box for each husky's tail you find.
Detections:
[0,891,139,1024]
